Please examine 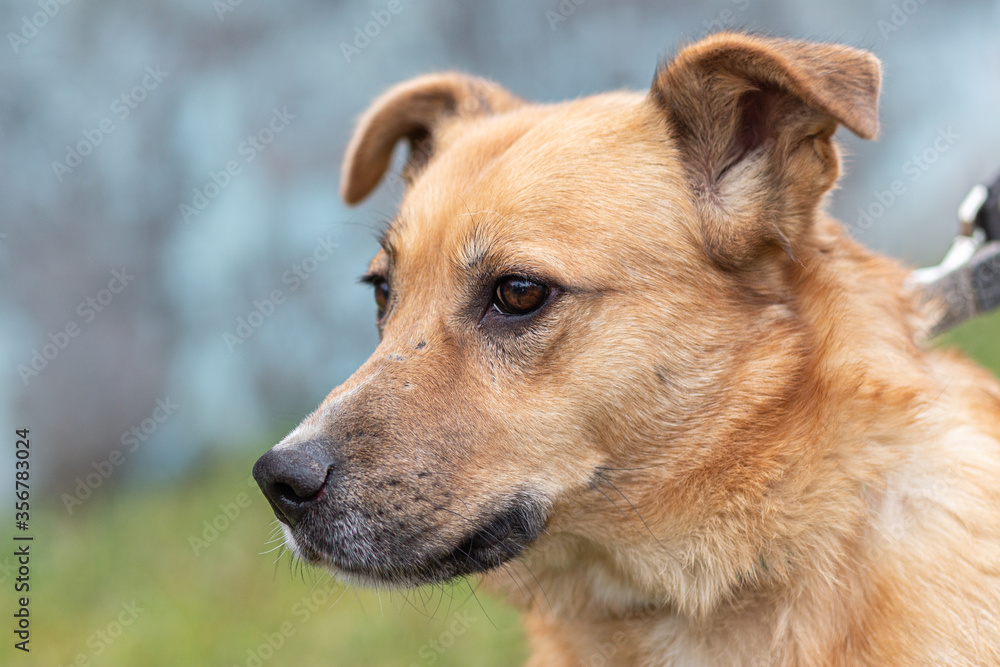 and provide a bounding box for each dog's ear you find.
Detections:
[341,72,523,204]
[651,32,880,268]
